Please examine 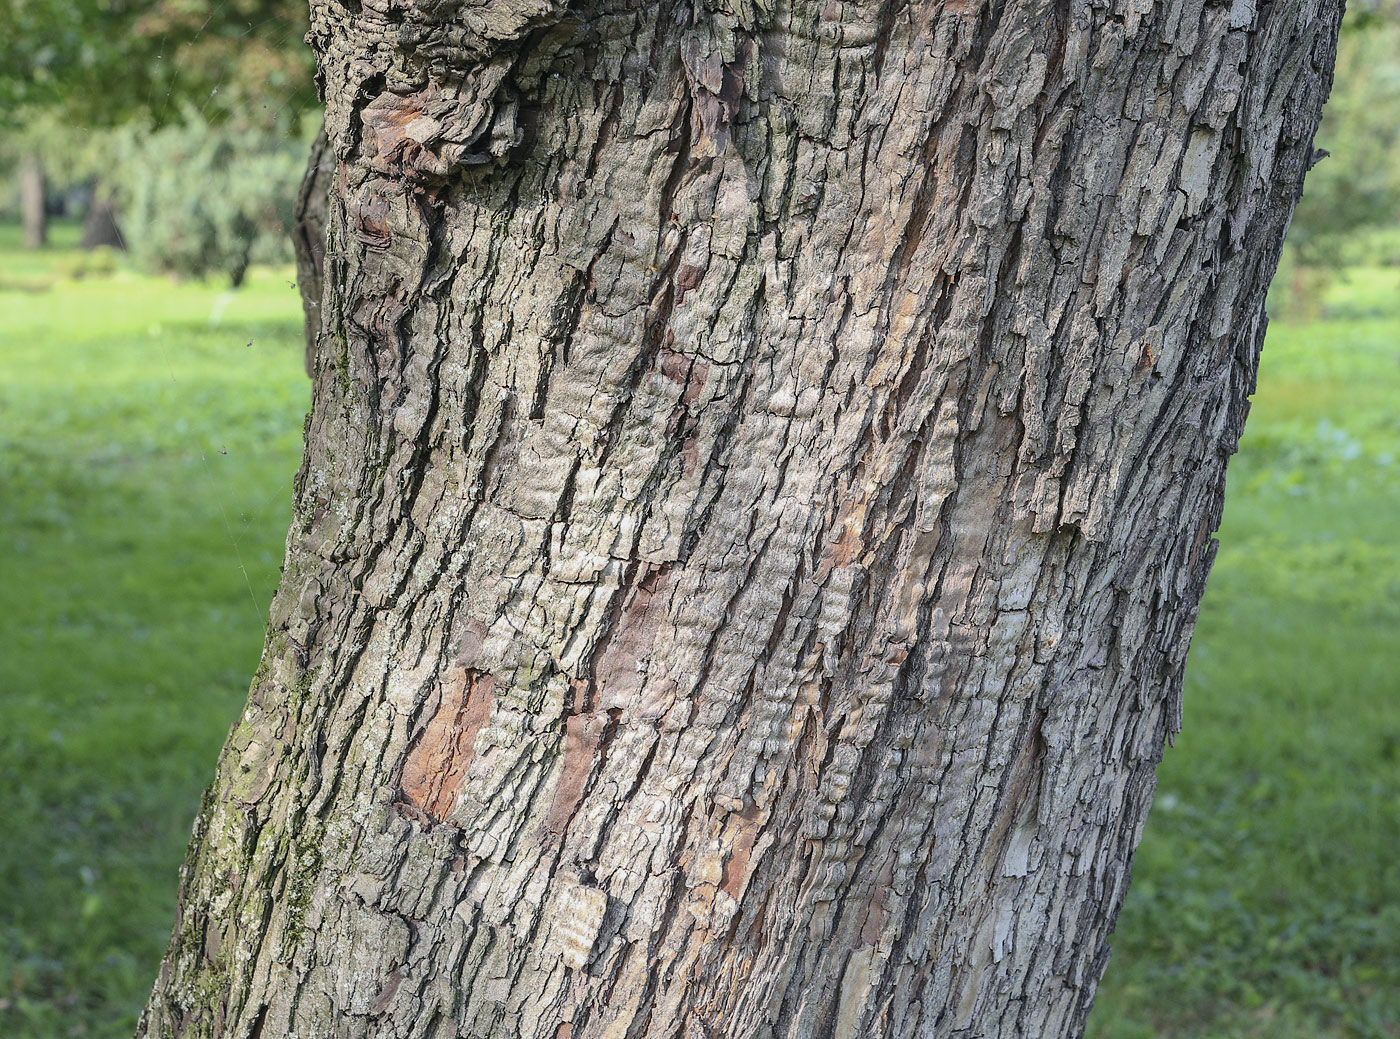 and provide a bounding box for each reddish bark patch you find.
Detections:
[658,347,690,384]
[658,349,710,405]
[720,805,763,898]
[368,968,404,1015]
[679,434,700,478]
[683,359,710,406]
[400,668,496,823]
[545,712,604,835]
[675,263,705,303]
